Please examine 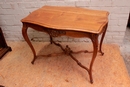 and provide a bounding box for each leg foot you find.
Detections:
[31,56,36,64]
[101,52,104,55]
[99,50,104,55]
[89,71,94,84]
[90,79,93,84]
[31,61,34,64]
